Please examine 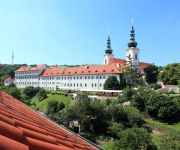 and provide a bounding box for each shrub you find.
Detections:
[159,131,180,150]
[47,100,65,114]
[115,127,156,150]
[37,89,47,101]
[23,86,41,99]
[118,87,135,103]
[107,122,124,137]
[123,106,143,127]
